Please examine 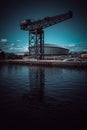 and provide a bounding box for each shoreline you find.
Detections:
[0,59,87,68]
